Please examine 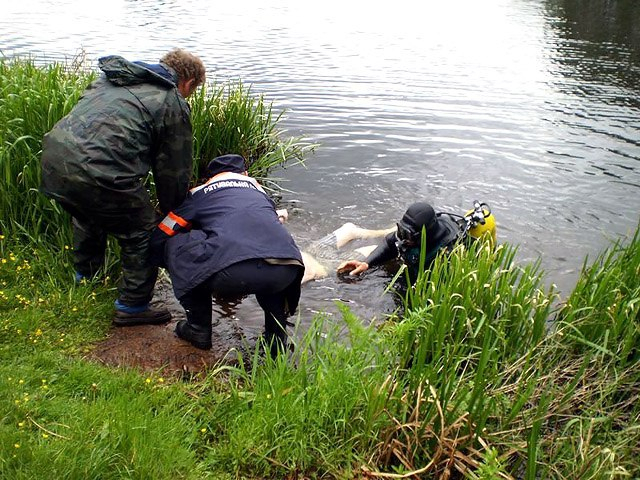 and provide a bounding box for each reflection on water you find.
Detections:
[2,0,639,331]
